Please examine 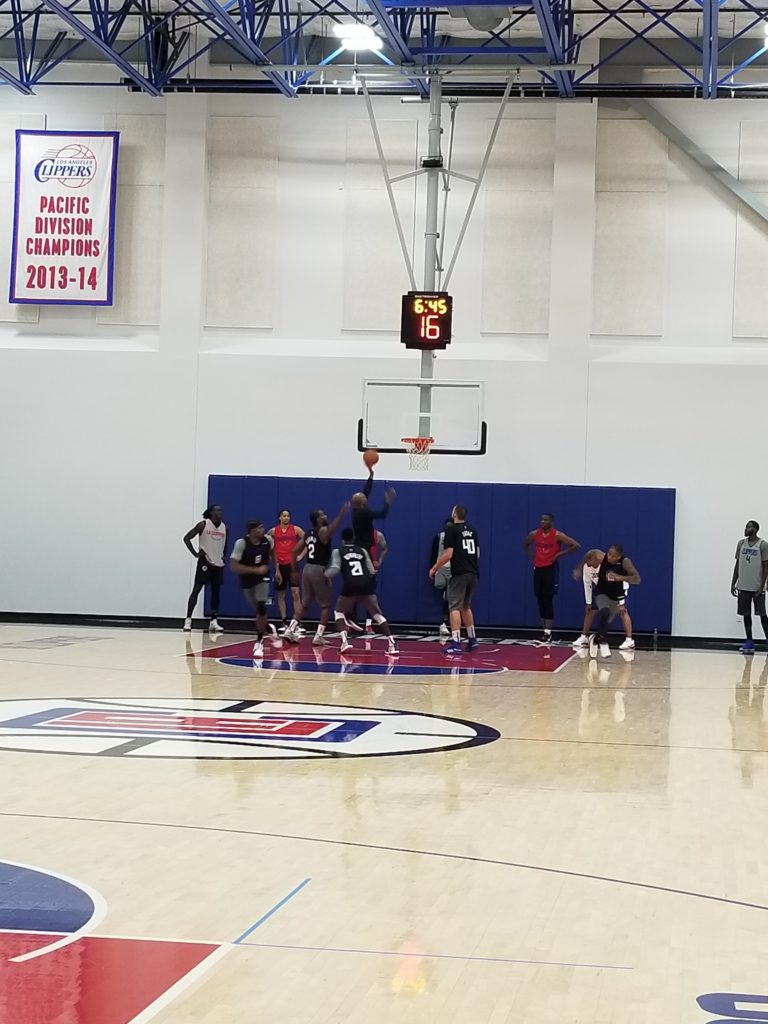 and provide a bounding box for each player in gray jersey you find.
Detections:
[732,520,768,654]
